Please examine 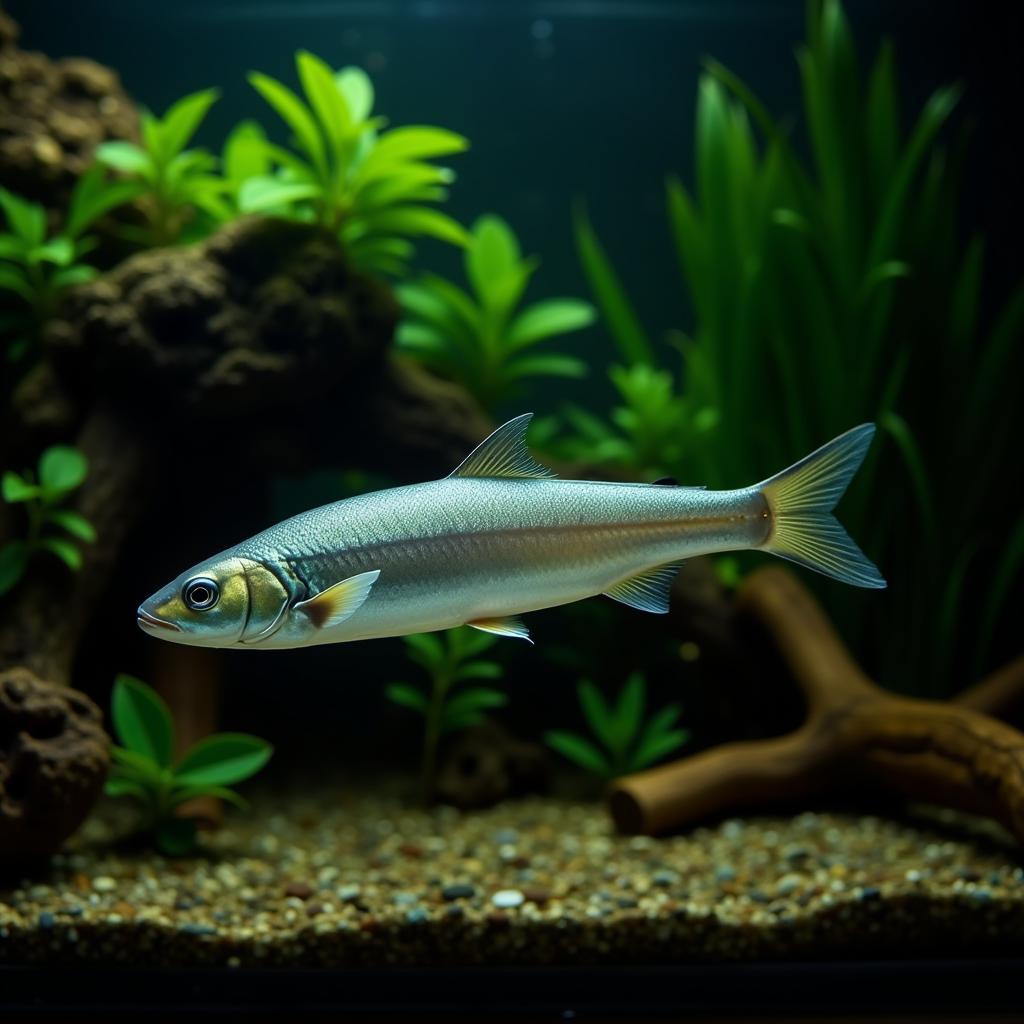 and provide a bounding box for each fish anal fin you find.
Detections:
[448,413,556,480]
[467,615,533,643]
[604,562,682,614]
[294,569,381,629]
